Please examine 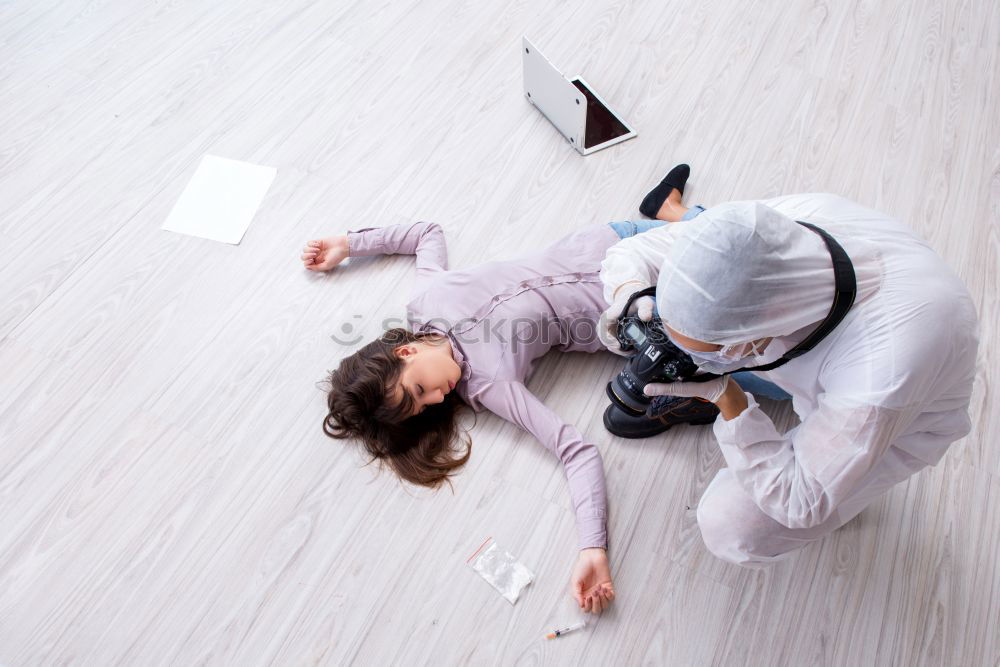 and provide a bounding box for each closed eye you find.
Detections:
[417,384,424,396]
